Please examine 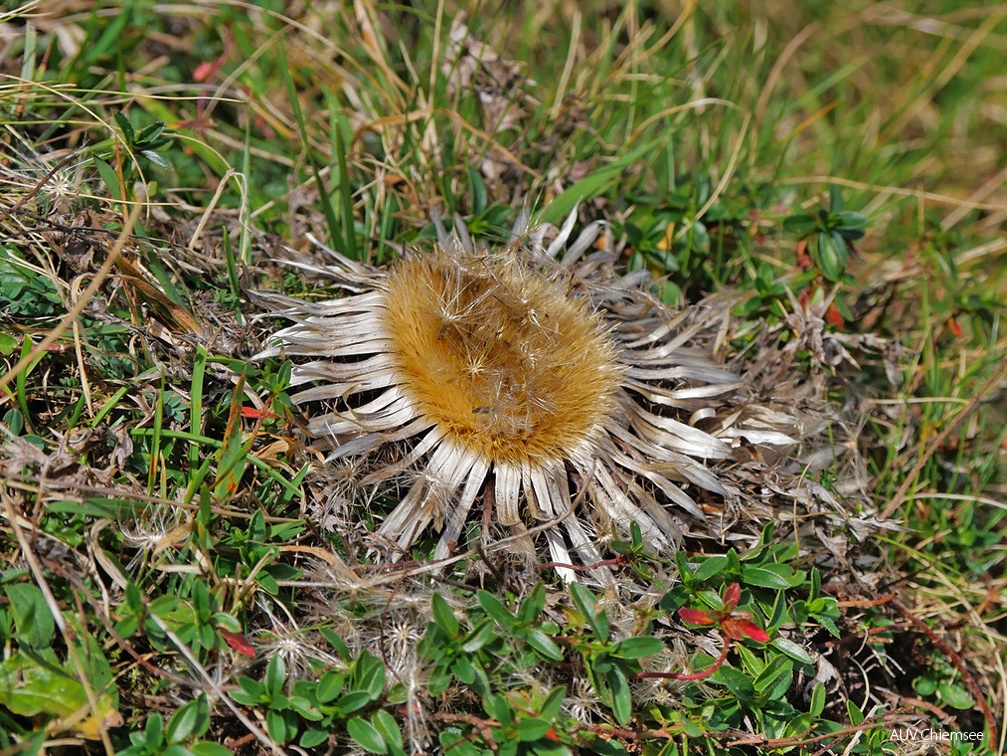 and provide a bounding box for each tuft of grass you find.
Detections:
[0,1,1004,754]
